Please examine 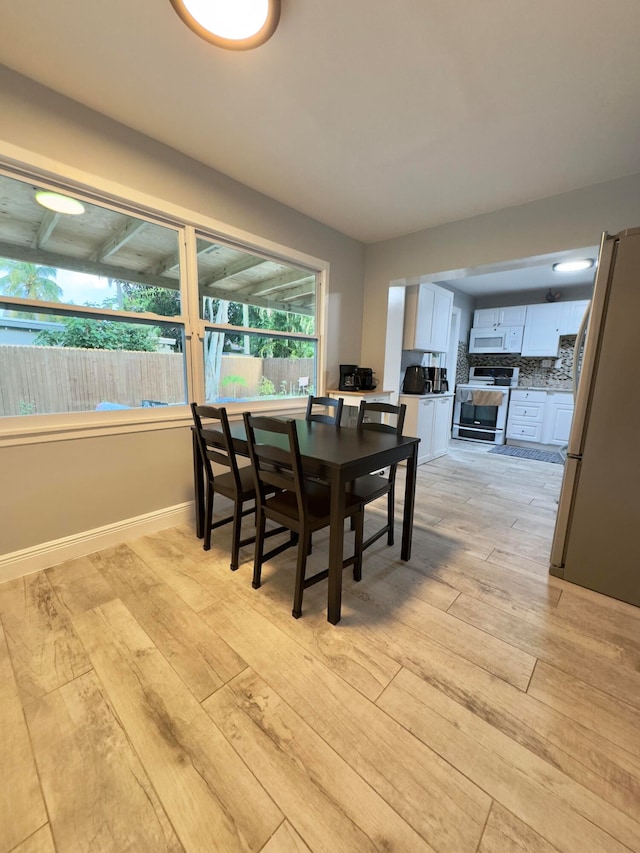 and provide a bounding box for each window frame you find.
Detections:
[0,154,329,446]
